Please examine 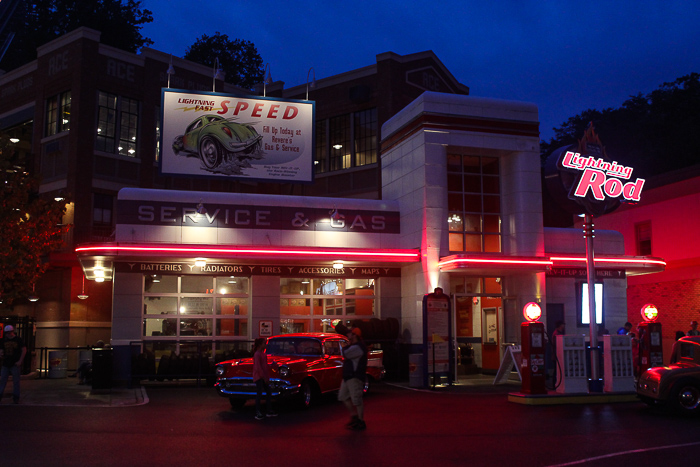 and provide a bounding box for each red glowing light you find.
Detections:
[549,256,666,266]
[75,244,420,262]
[439,258,553,267]
[523,302,542,322]
[641,304,659,322]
